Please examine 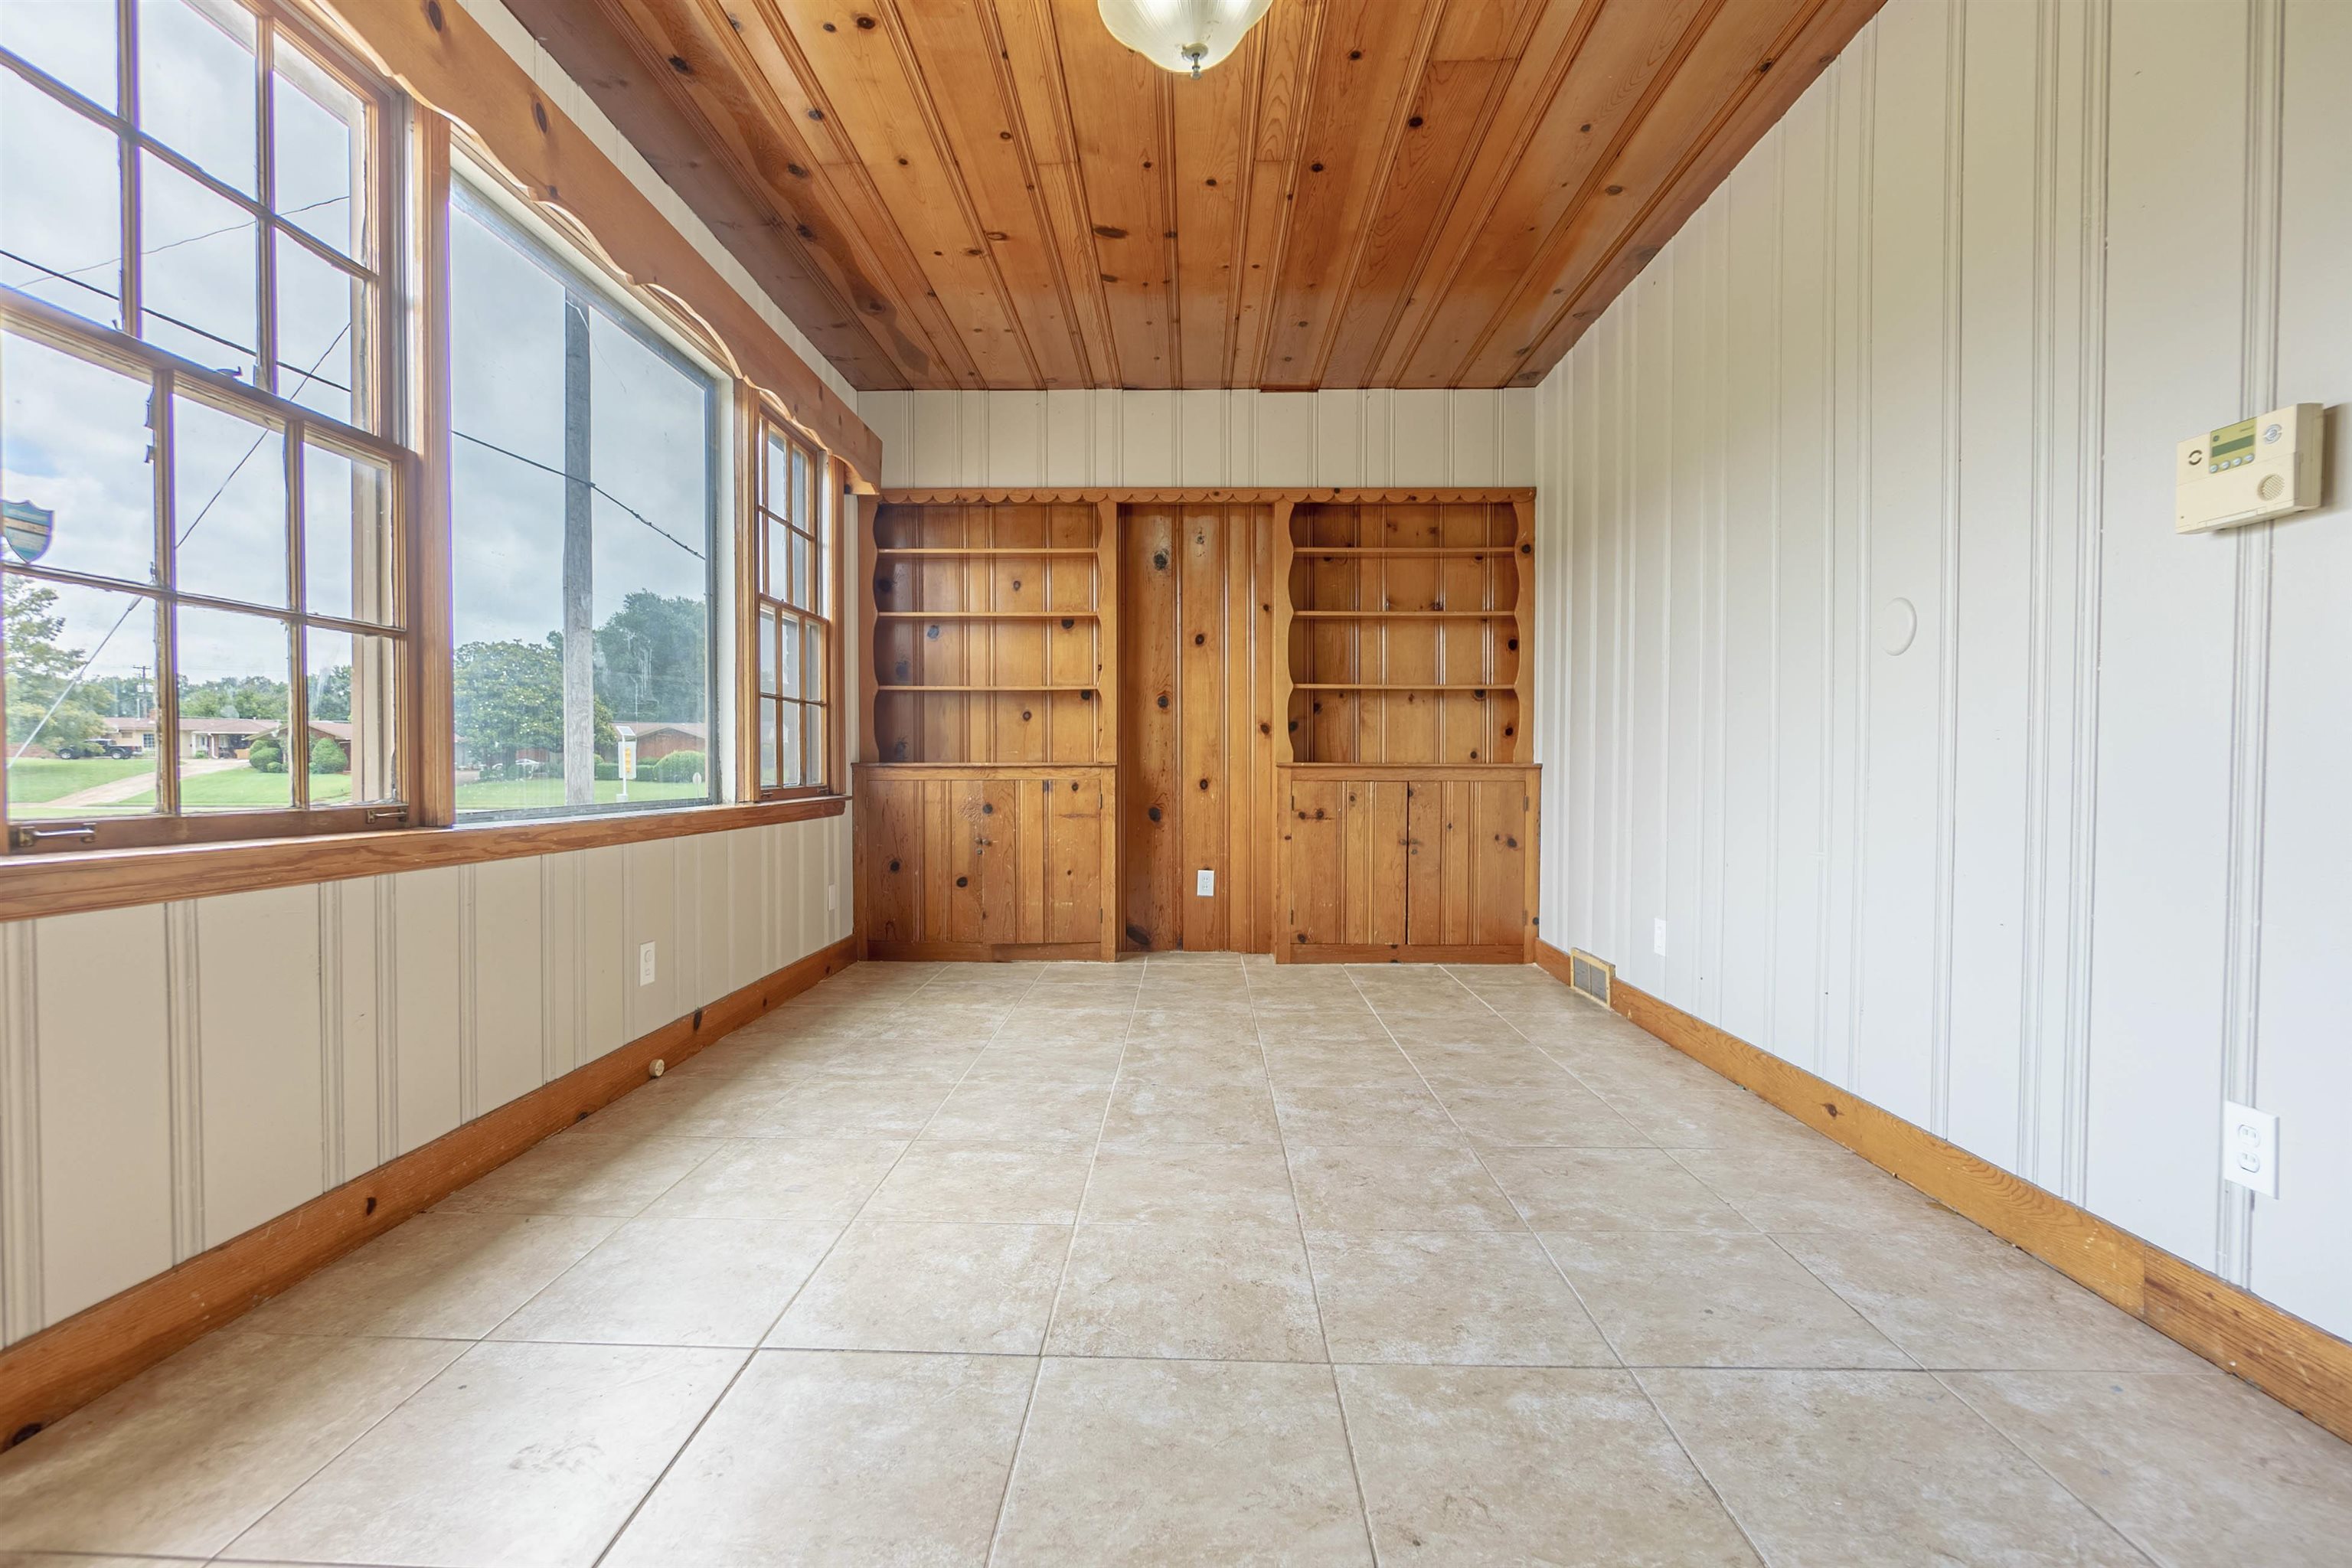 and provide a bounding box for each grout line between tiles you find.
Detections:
[579,962,989,1567]
[980,952,1149,1566]
[1256,959,1383,1567]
